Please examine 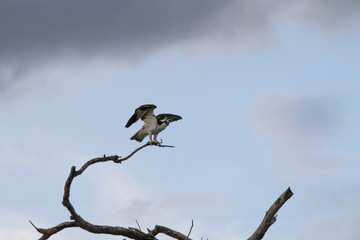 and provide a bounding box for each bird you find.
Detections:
[125,104,182,144]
